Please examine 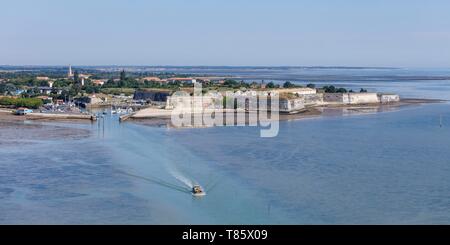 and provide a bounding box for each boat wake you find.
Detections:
[169,167,195,189]
[115,126,214,196]
[116,170,191,194]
